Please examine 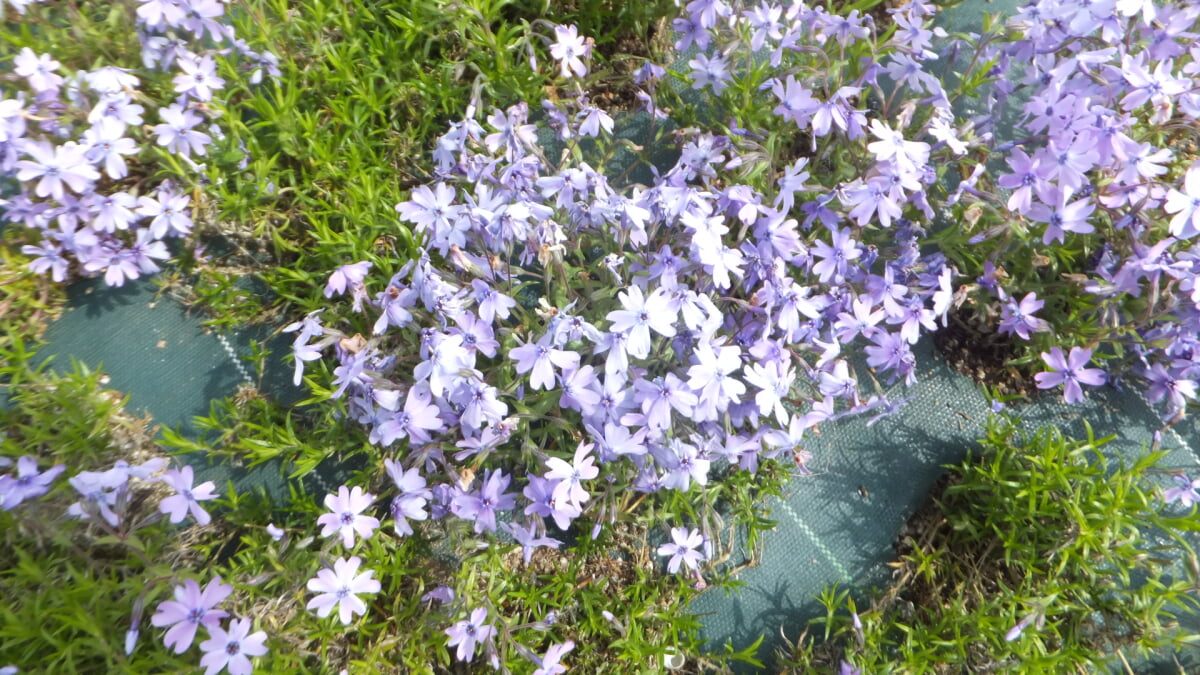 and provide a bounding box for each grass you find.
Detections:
[777,415,1200,673]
